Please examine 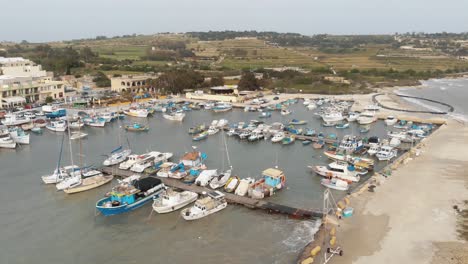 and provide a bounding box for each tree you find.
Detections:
[238,71,260,91]
[45,96,54,104]
[210,75,224,87]
[92,72,111,87]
